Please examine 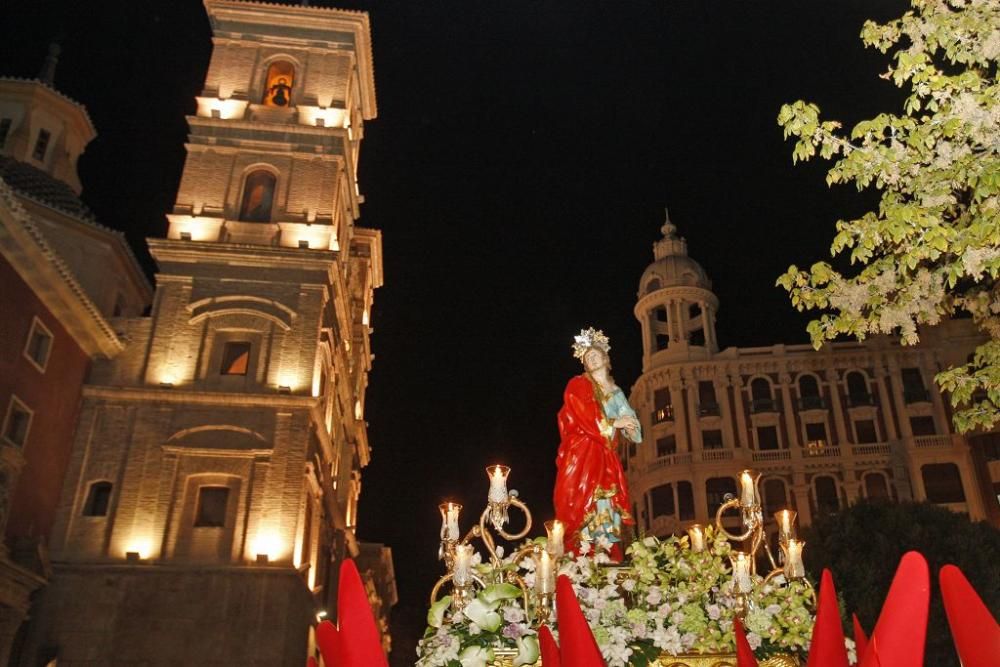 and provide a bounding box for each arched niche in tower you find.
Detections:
[262,60,295,107]
[239,169,277,222]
